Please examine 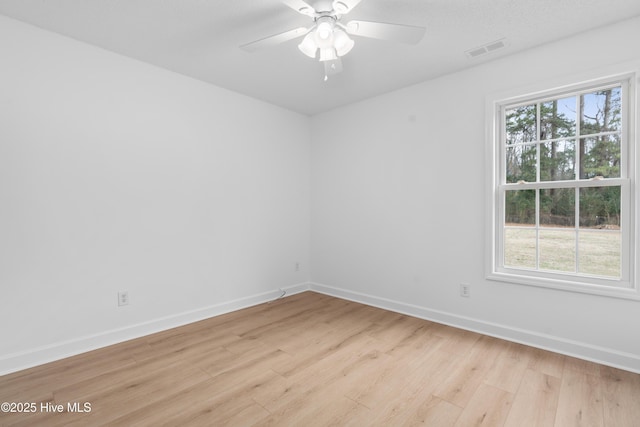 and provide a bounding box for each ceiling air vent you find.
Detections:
[465,39,506,58]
